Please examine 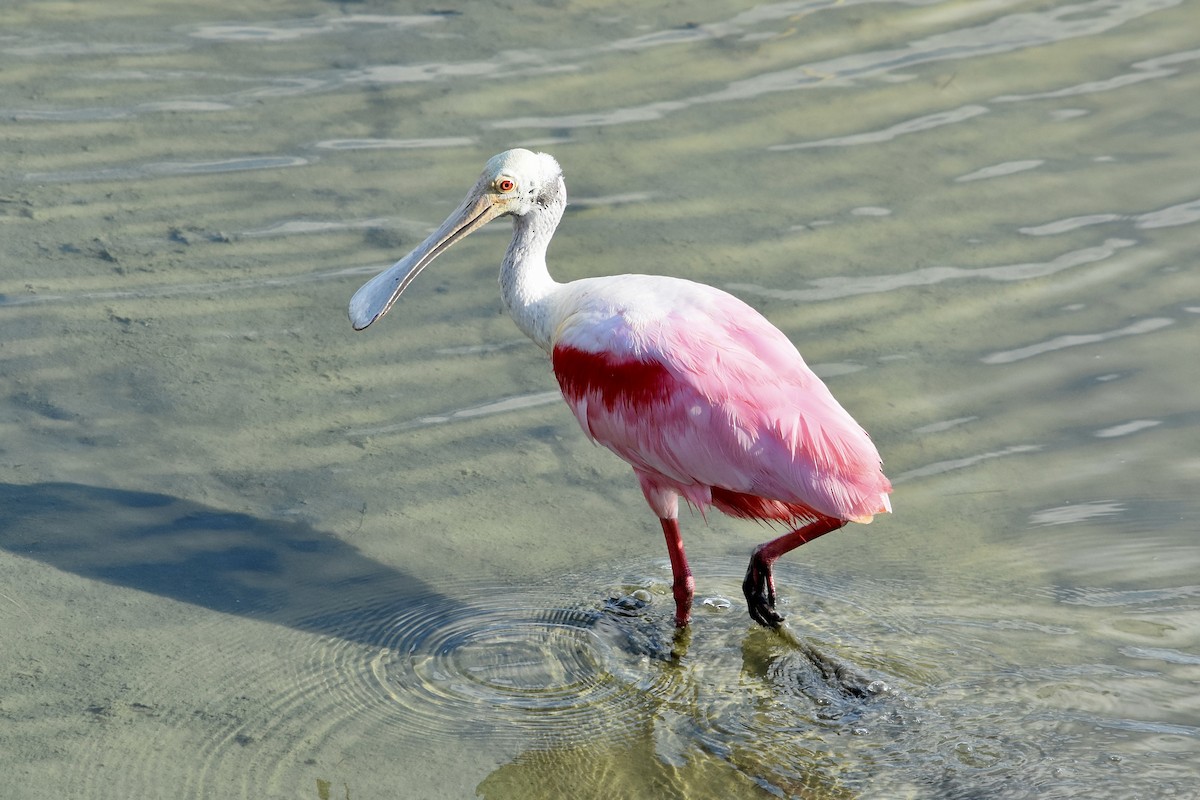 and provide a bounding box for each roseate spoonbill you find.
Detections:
[349,149,892,628]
